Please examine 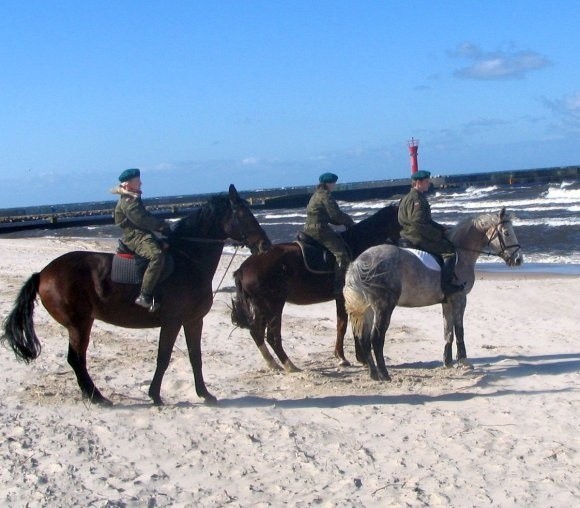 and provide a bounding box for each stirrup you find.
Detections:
[135,294,160,312]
